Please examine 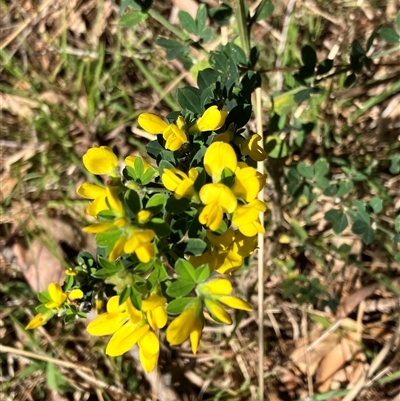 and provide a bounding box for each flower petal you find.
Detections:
[83,146,118,176]
[204,142,237,181]
[218,296,252,311]
[196,106,227,132]
[106,323,149,357]
[200,278,232,295]
[138,113,168,134]
[204,299,232,325]
[69,289,84,300]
